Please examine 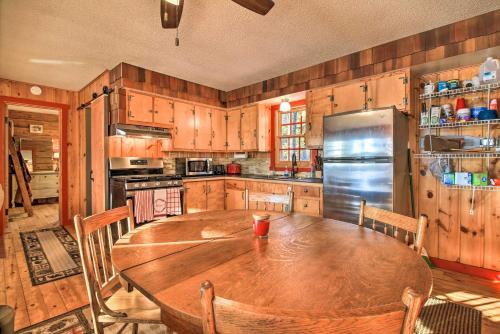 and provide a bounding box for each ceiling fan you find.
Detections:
[161,0,275,45]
